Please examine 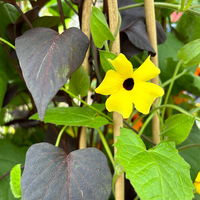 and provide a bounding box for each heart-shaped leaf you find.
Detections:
[22,143,112,200]
[115,128,194,200]
[90,7,114,48]
[15,27,89,119]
